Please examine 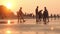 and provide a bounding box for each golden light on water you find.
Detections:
[8,20,11,24]
[51,27,54,31]
[6,30,11,34]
